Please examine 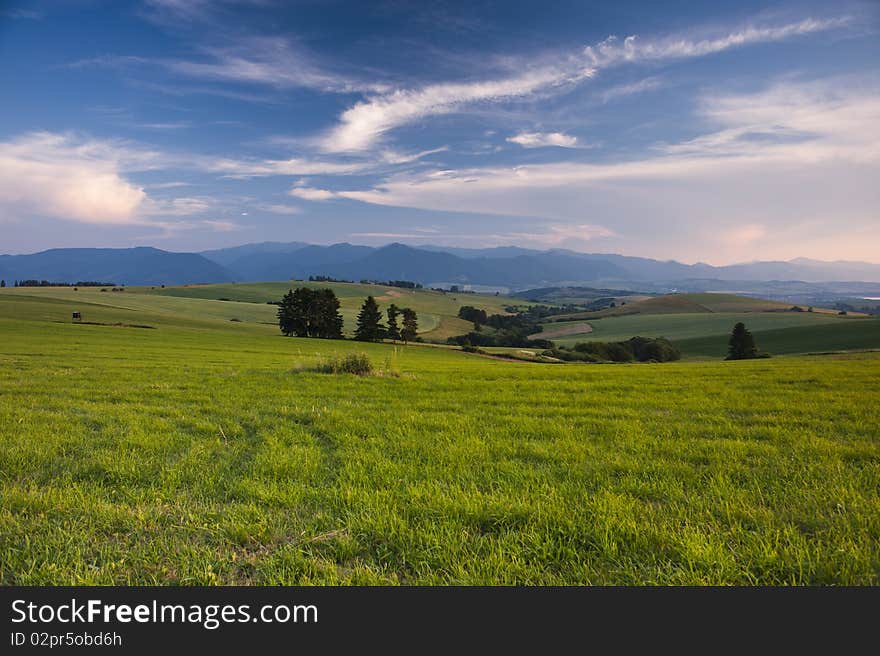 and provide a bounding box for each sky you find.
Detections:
[1,0,878,264]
